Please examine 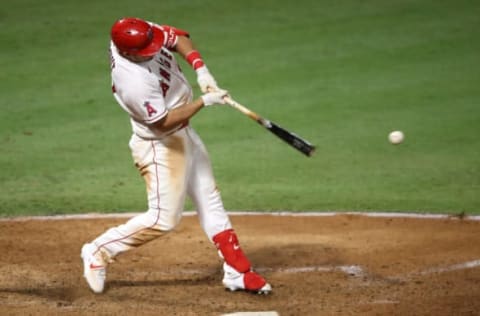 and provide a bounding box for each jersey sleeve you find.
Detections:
[154,24,190,50]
